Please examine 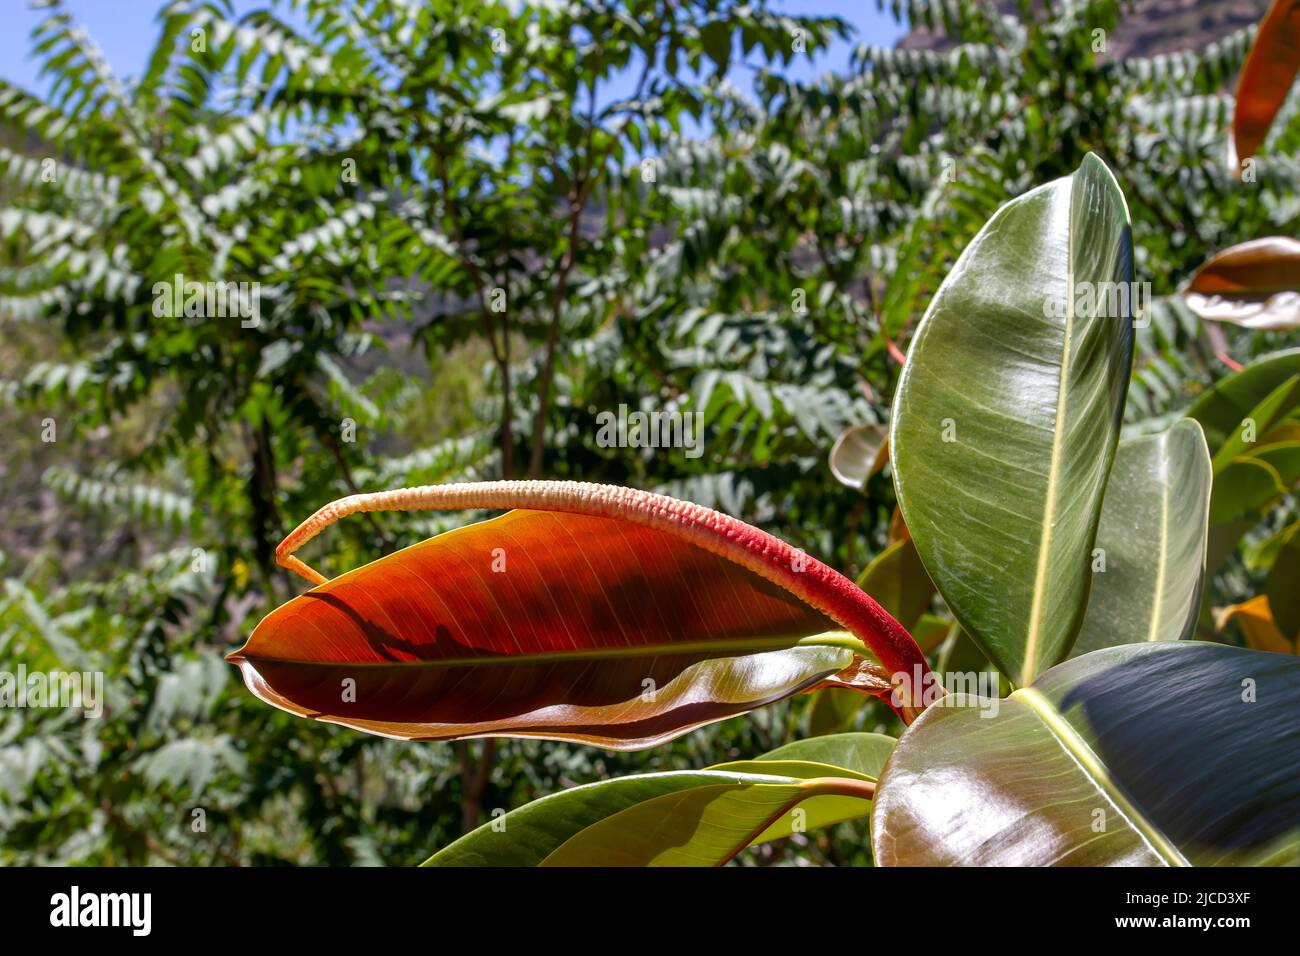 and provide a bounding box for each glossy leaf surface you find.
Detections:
[230,508,869,749]
[426,733,890,866]
[1233,0,1300,163]
[1188,347,1300,453]
[873,643,1300,866]
[892,154,1134,686]
[1185,237,1300,330]
[1072,420,1212,656]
